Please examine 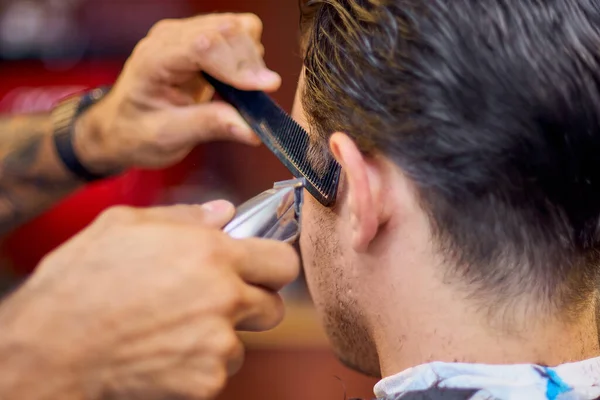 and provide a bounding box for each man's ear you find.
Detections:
[329,132,387,253]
